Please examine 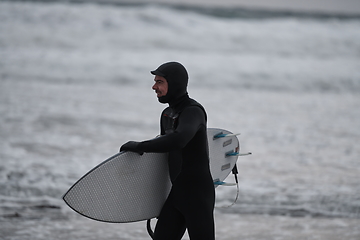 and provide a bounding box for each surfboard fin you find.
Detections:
[213,132,240,139]
[226,152,252,157]
[214,181,237,186]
